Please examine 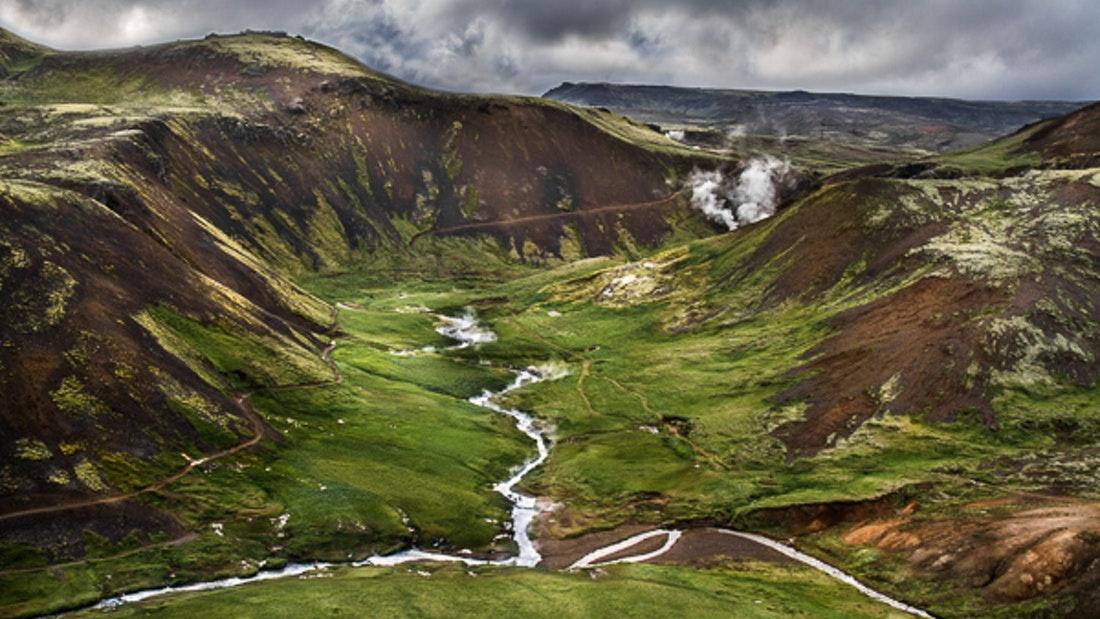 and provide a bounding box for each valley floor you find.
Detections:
[5,214,1099,617]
